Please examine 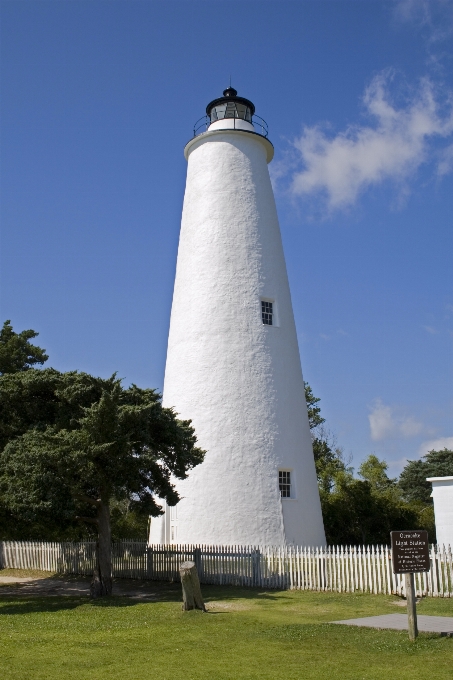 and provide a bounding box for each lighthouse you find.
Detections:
[150,87,326,547]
